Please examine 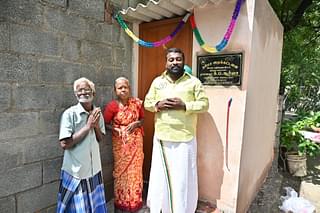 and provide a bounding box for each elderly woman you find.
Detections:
[103,77,144,213]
